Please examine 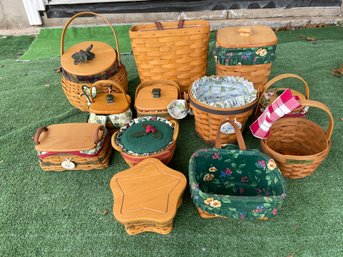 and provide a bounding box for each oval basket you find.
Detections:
[189,119,286,221]
[256,73,310,118]
[261,99,334,179]
[60,12,128,112]
[188,76,258,145]
[111,117,179,167]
